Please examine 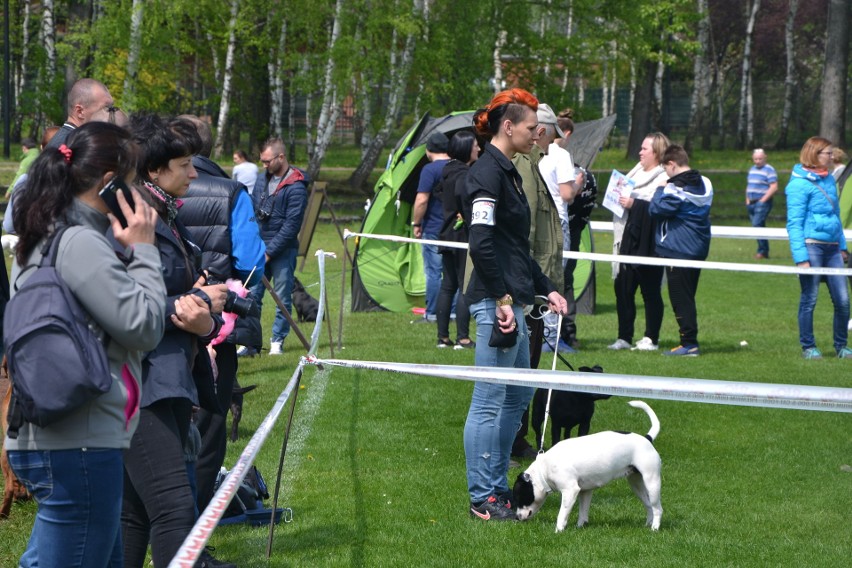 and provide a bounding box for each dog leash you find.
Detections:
[538,312,564,454]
